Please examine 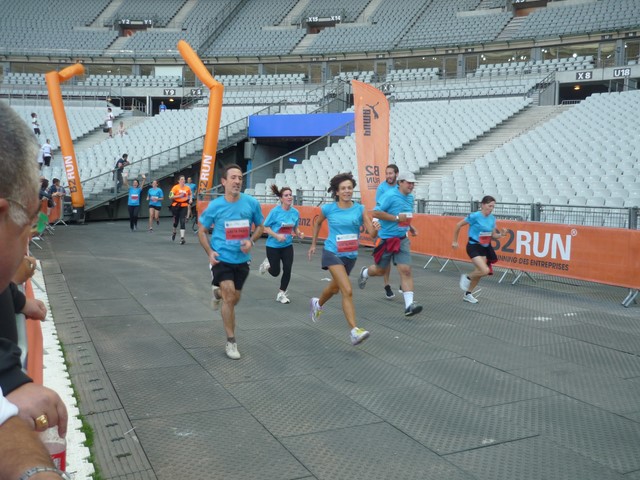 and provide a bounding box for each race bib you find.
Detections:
[225,219,250,242]
[479,231,492,244]
[398,212,413,227]
[131,194,139,201]
[336,233,359,253]
[278,223,294,235]
[151,196,159,202]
